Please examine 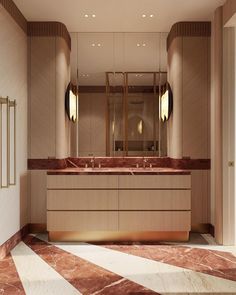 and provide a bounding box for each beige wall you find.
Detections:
[167,30,211,228]
[211,7,223,244]
[222,27,236,245]
[29,170,47,223]
[28,37,56,158]
[0,5,28,245]
[55,37,71,158]
[167,37,183,159]
[28,35,71,223]
[28,36,71,159]
[211,3,236,245]
[167,35,210,159]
